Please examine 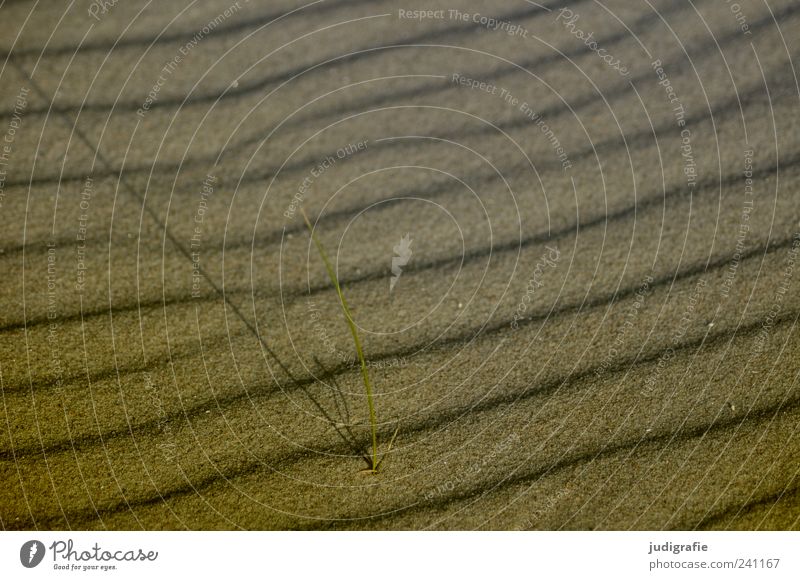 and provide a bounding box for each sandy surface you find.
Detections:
[1,0,799,530]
